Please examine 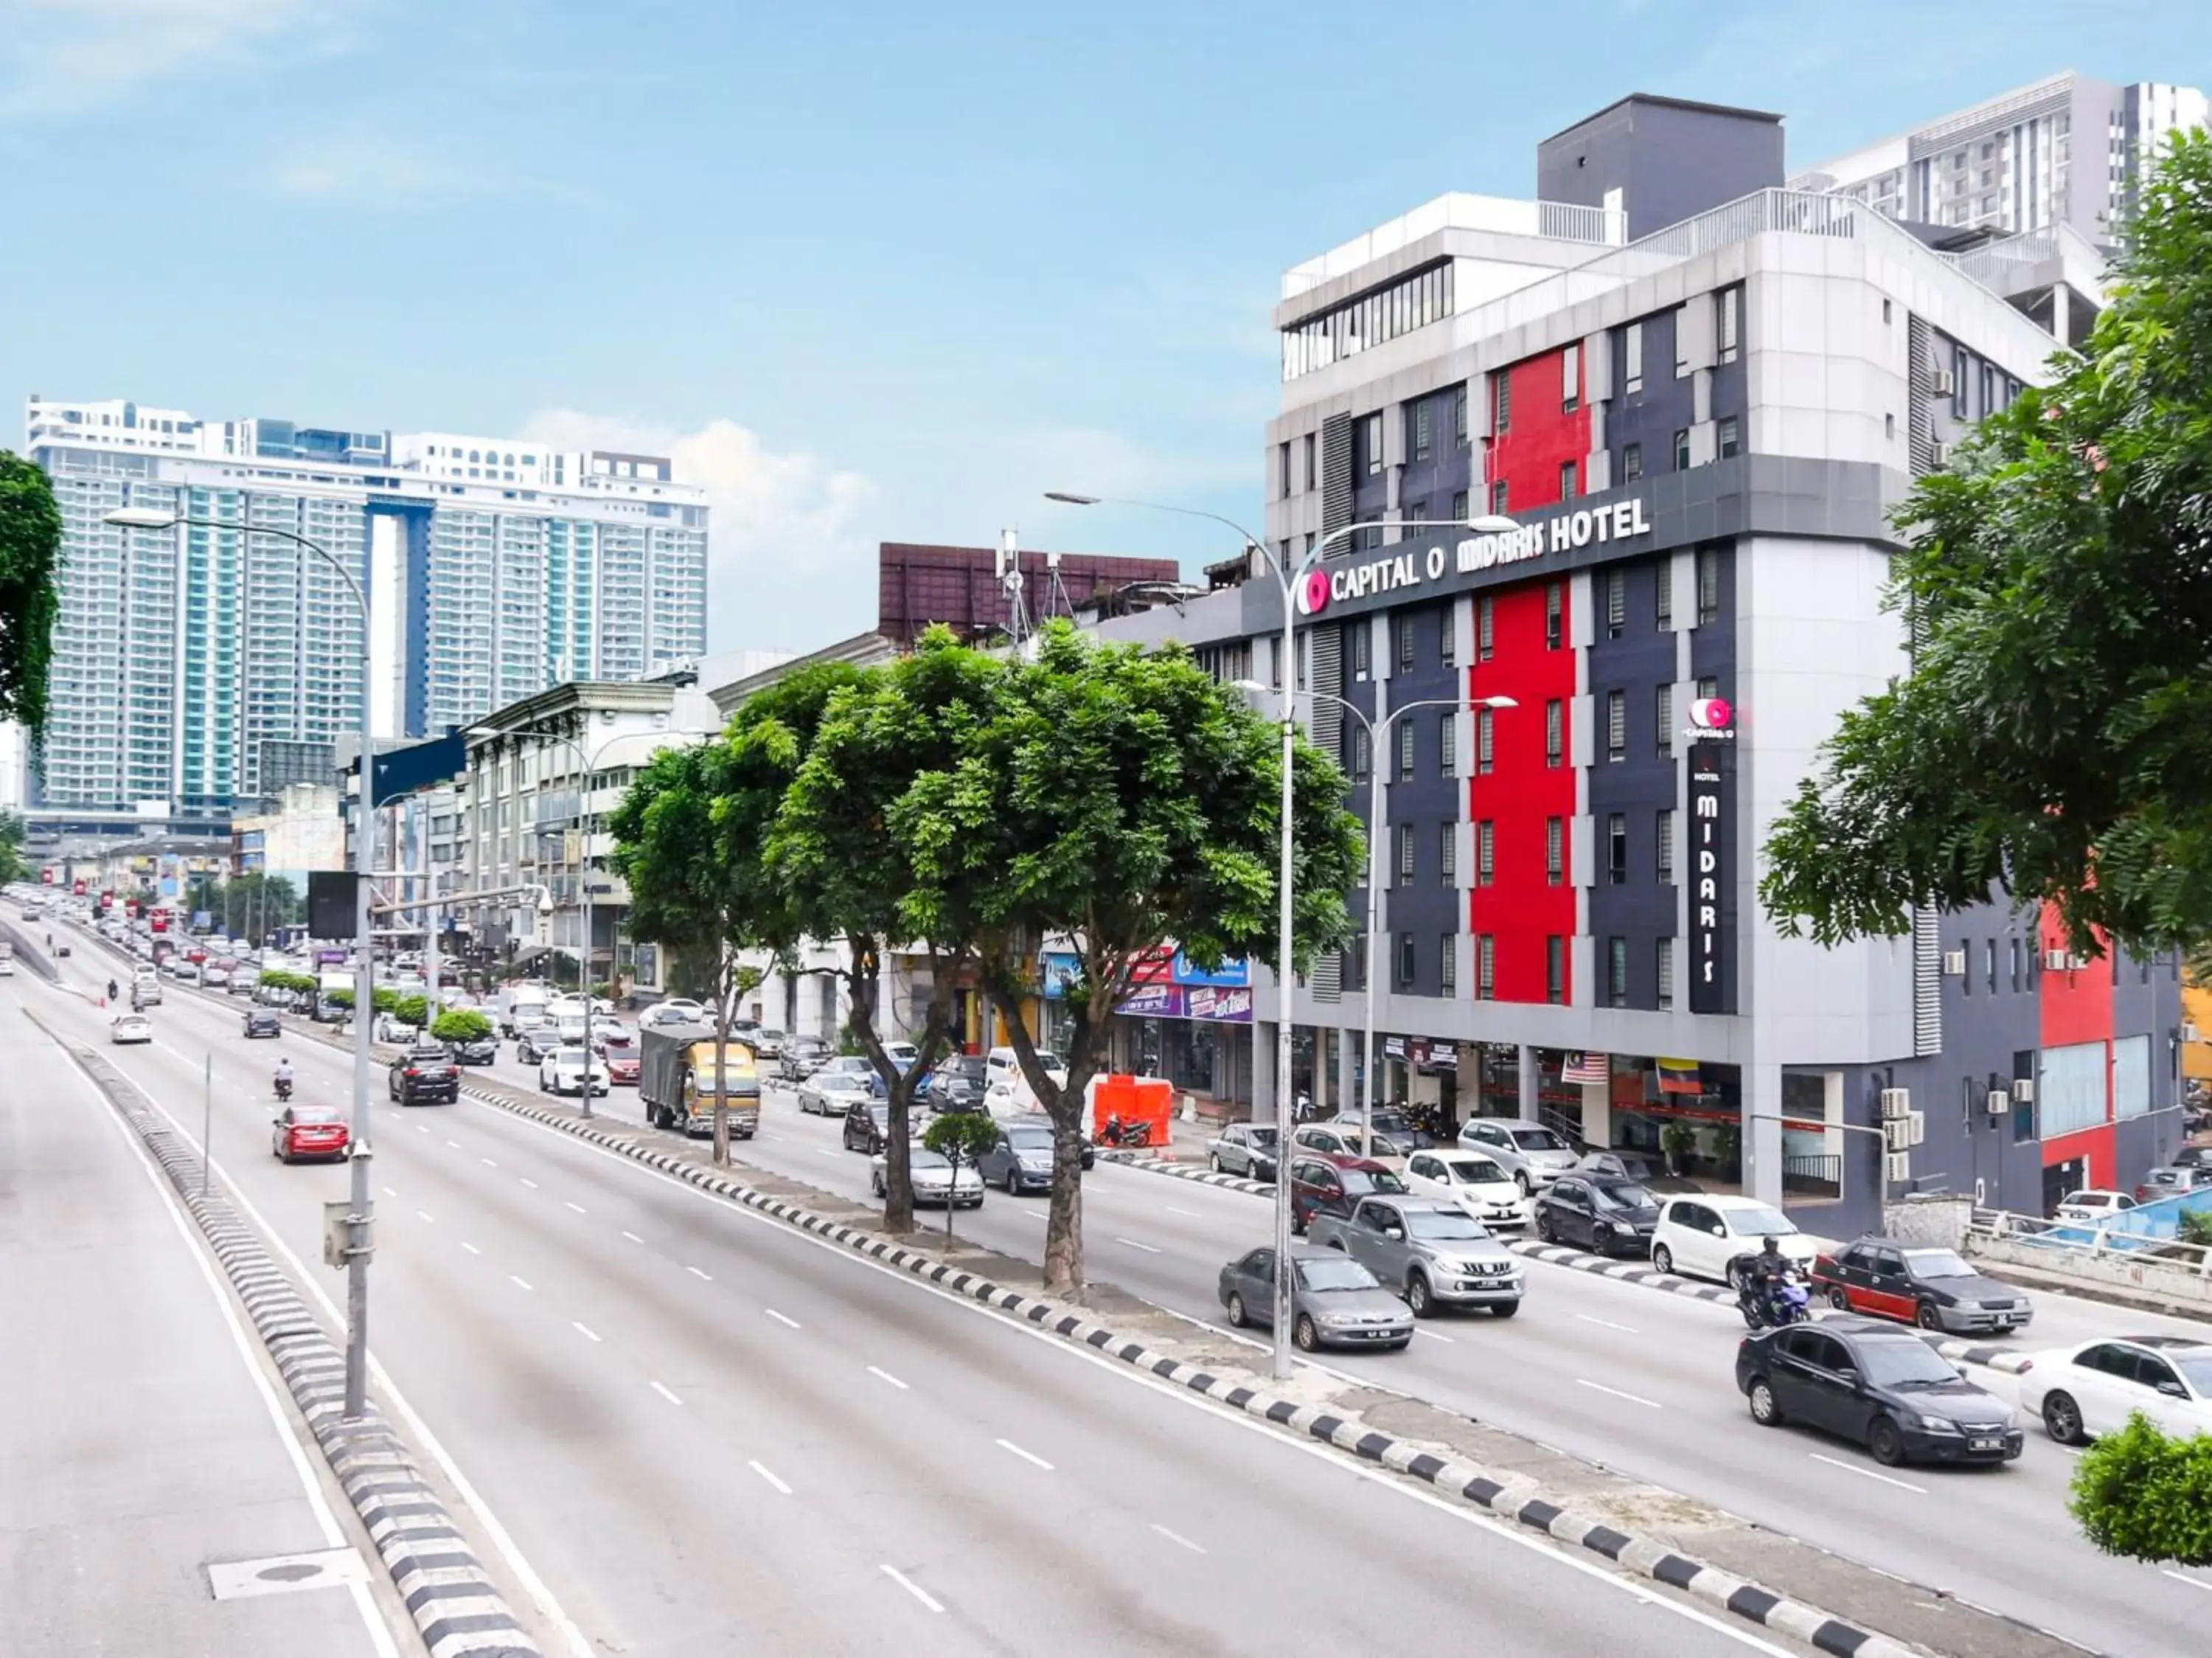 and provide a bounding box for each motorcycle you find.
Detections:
[274,1074,293,1105]
[1099,1114,1155,1149]
[1736,1266,1811,1330]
